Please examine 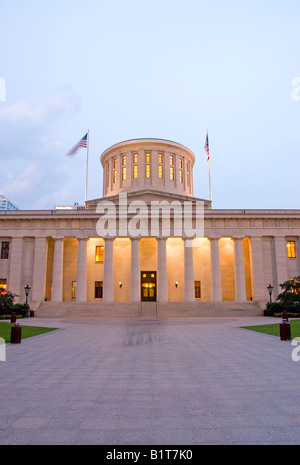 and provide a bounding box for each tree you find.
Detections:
[266,276,300,315]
